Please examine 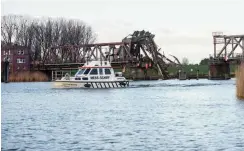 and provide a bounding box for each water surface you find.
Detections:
[2,79,244,150]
